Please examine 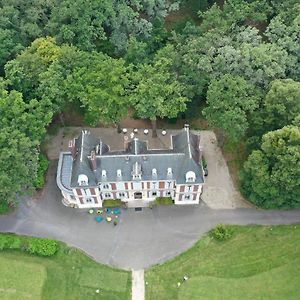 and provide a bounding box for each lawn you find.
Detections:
[0,242,131,300]
[146,225,300,300]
